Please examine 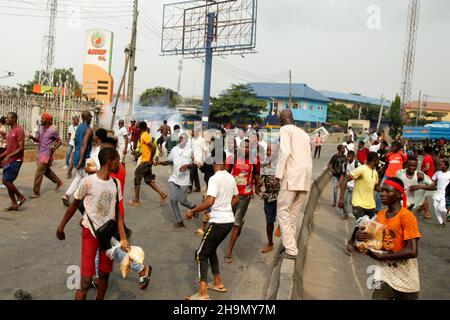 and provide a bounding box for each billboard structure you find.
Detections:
[162,0,258,128]
[82,29,114,106]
